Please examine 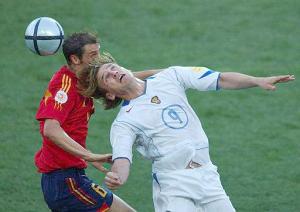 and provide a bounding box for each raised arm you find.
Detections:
[218,72,295,90]
[133,69,162,80]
